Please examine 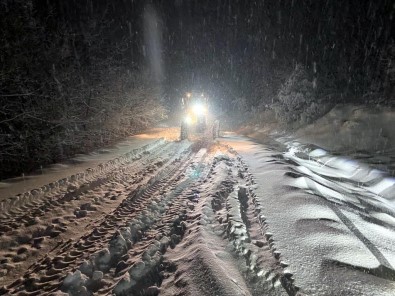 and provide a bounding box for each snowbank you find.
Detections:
[294,104,395,154]
[241,104,395,155]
